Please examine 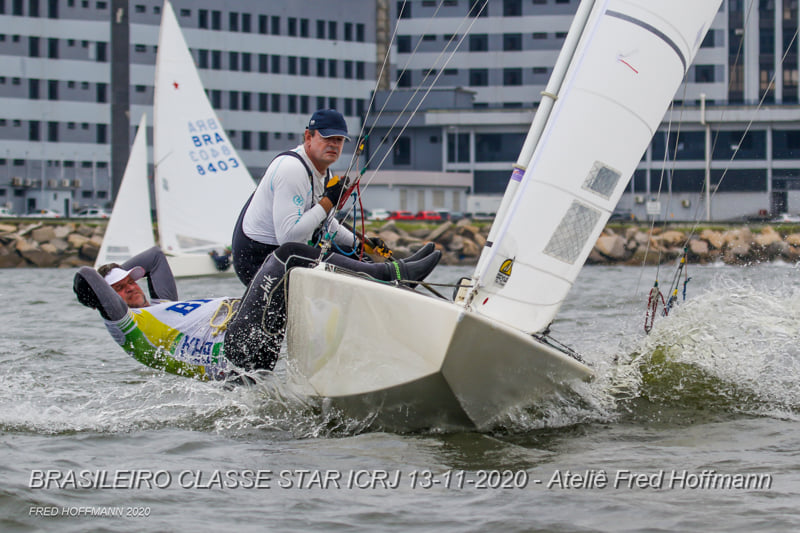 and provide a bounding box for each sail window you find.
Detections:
[543,201,601,264]
[582,161,621,199]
